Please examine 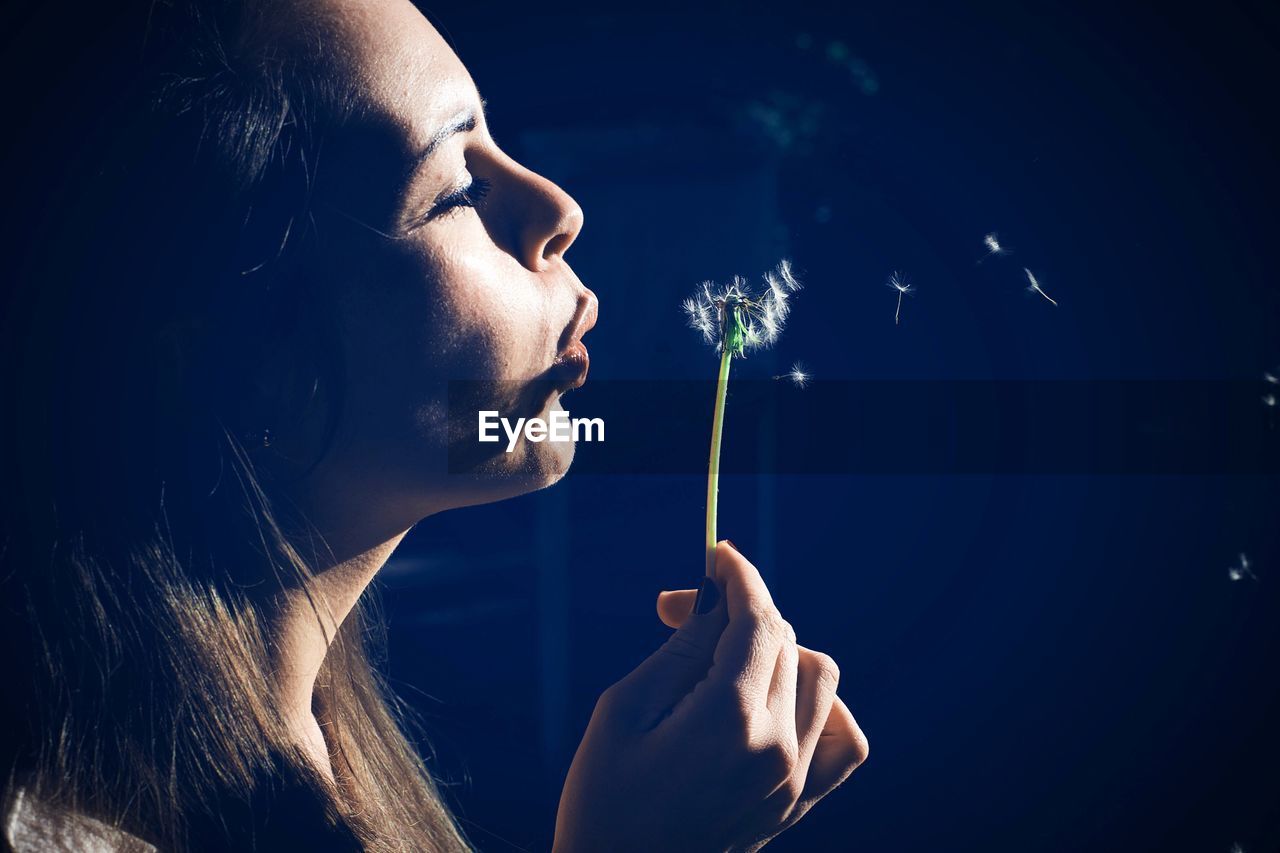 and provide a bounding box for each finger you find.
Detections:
[713,540,777,620]
[742,643,835,839]
[706,541,785,697]
[791,644,839,781]
[799,694,868,804]
[765,621,799,724]
[609,591,730,730]
[656,589,697,629]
